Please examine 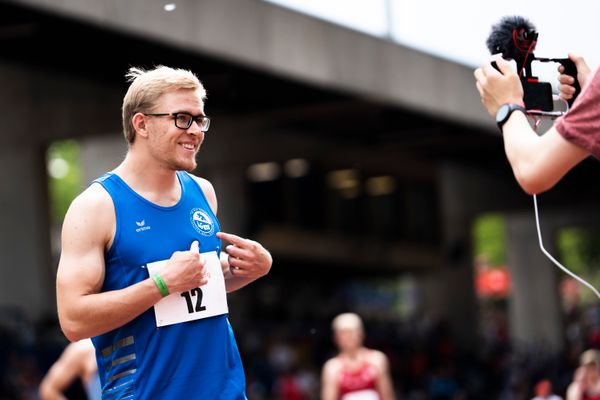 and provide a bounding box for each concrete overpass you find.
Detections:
[2,0,600,353]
